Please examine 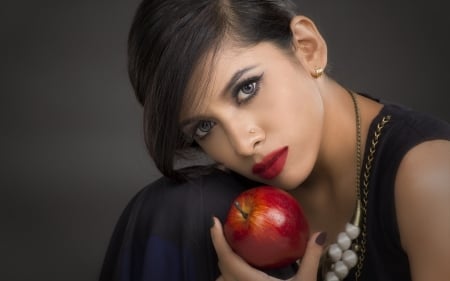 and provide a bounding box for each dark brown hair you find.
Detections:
[128,0,300,181]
